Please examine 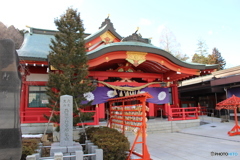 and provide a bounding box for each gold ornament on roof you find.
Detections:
[126,51,147,67]
[100,31,116,44]
[105,57,109,62]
